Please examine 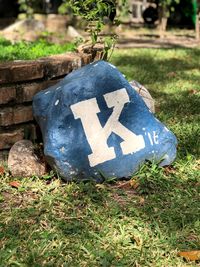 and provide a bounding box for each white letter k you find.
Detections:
[71,88,145,167]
